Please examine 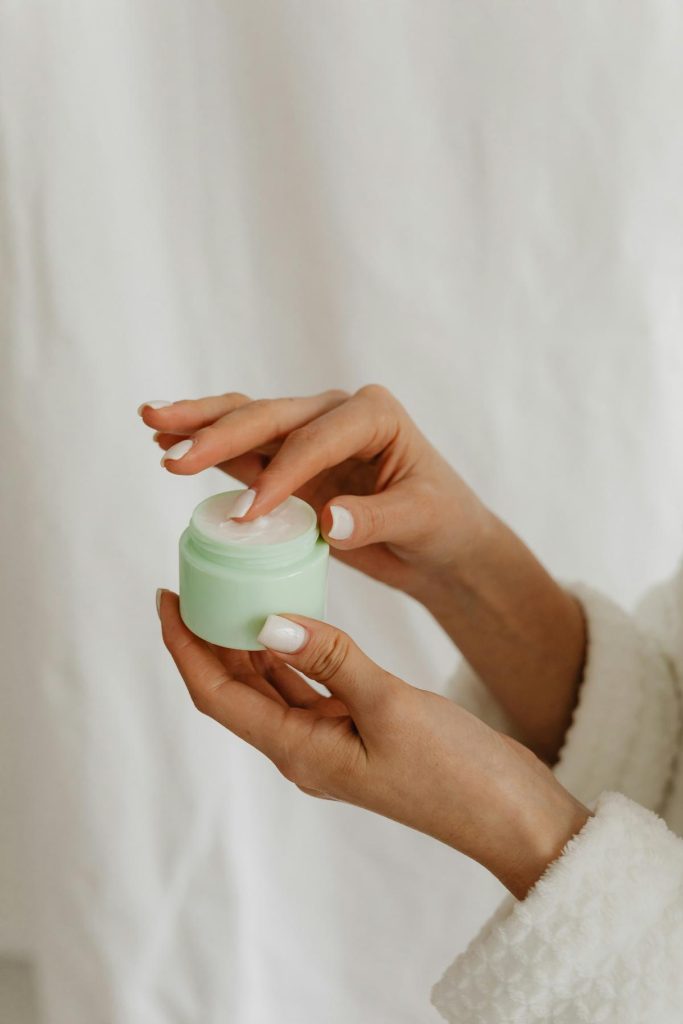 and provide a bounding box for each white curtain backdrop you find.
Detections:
[2,3,683,1022]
